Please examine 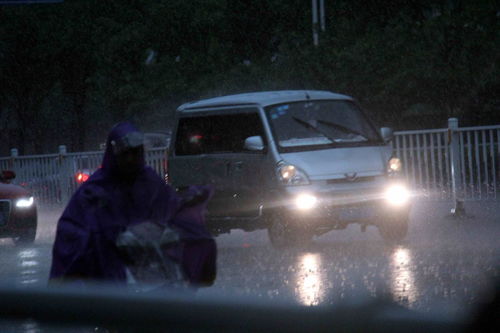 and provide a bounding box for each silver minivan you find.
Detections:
[168,90,411,247]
